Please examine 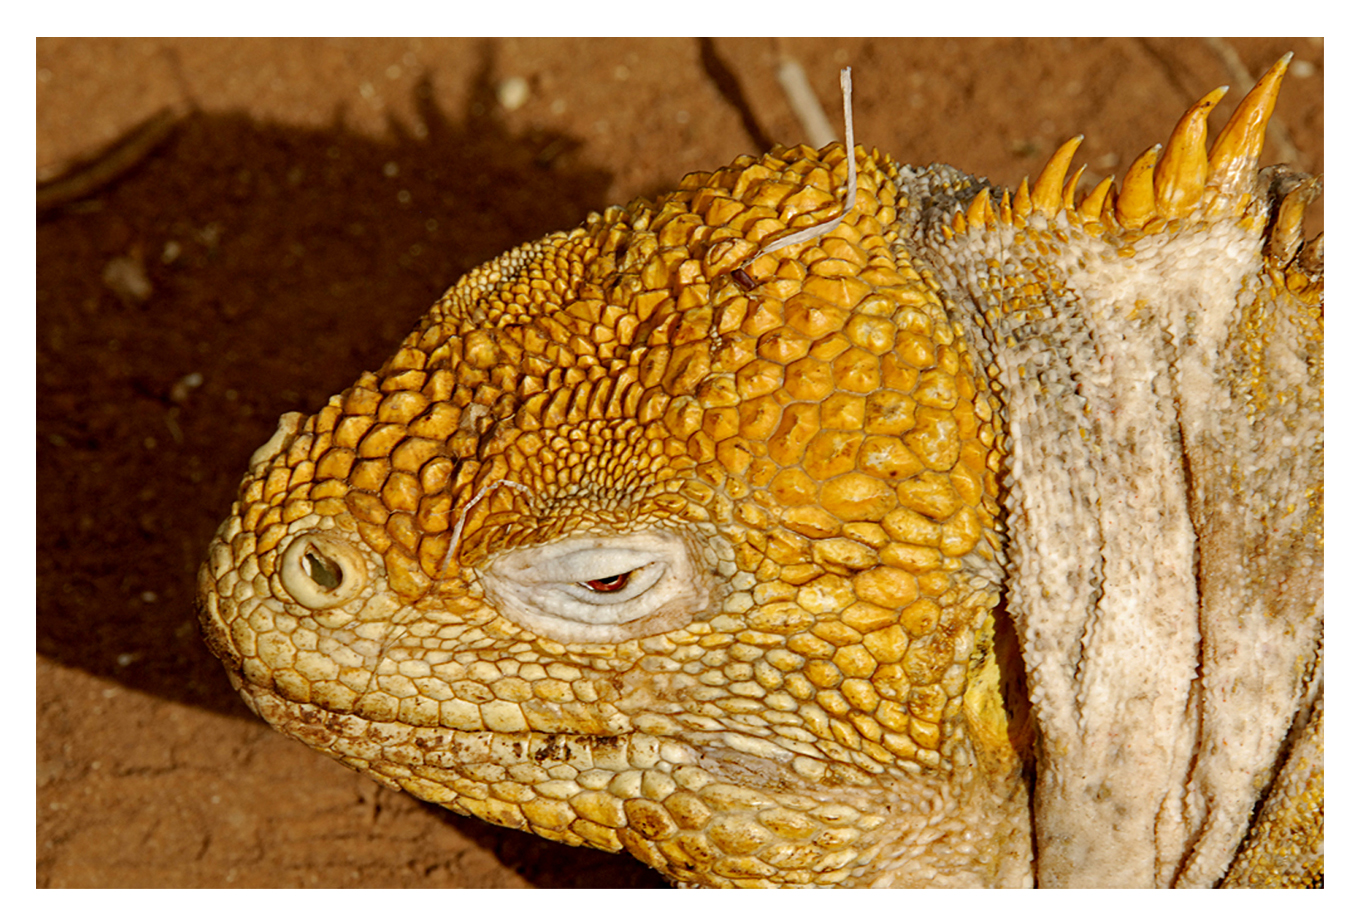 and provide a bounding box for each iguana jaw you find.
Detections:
[216,642,1032,888]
